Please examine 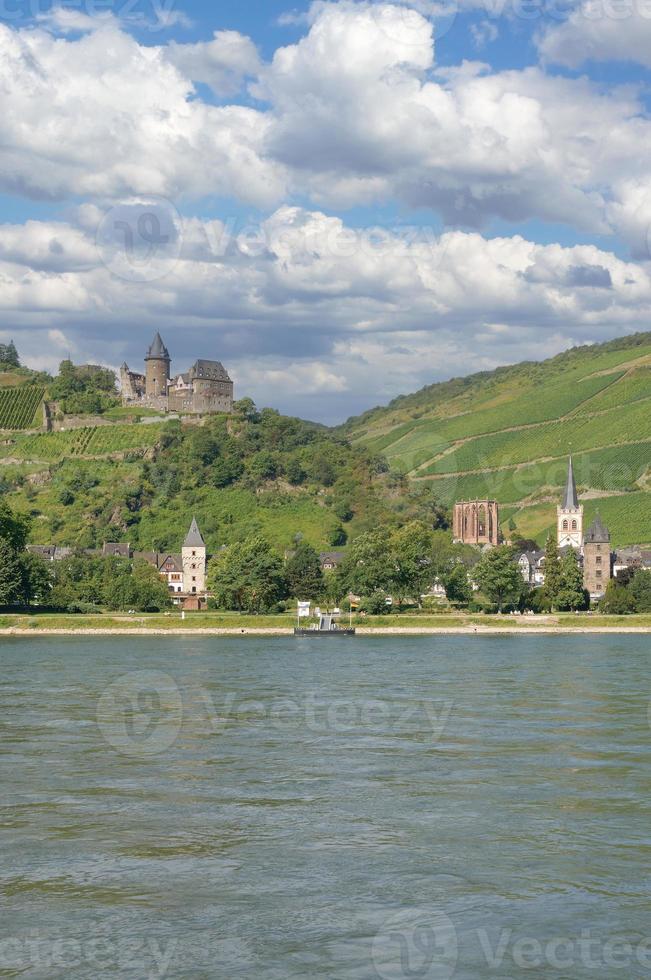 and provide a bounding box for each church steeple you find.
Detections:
[562,455,579,510]
[557,455,583,550]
